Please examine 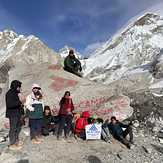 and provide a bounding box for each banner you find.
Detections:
[86,124,102,140]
